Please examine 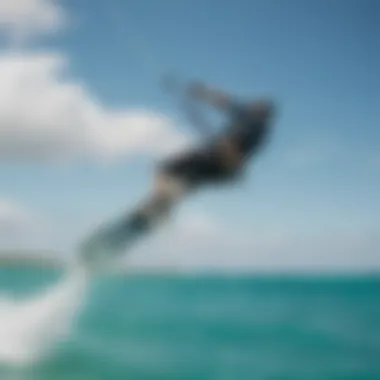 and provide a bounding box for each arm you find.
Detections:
[180,82,240,137]
[161,76,239,137]
[180,93,214,137]
[187,82,234,111]
[160,75,215,137]
[187,83,249,170]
